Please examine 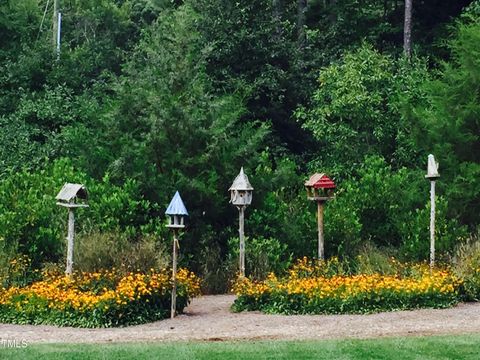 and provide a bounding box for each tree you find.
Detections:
[415,14,480,226]
[298,44,429,177]
[297,0,307,47]
[404,0,413,57]
[84,5,270,257]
